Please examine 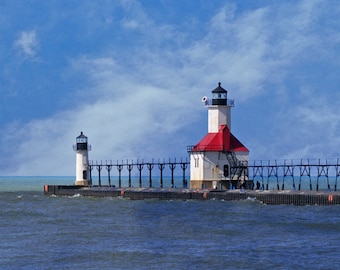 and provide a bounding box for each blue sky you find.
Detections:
[0,0,340,176]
